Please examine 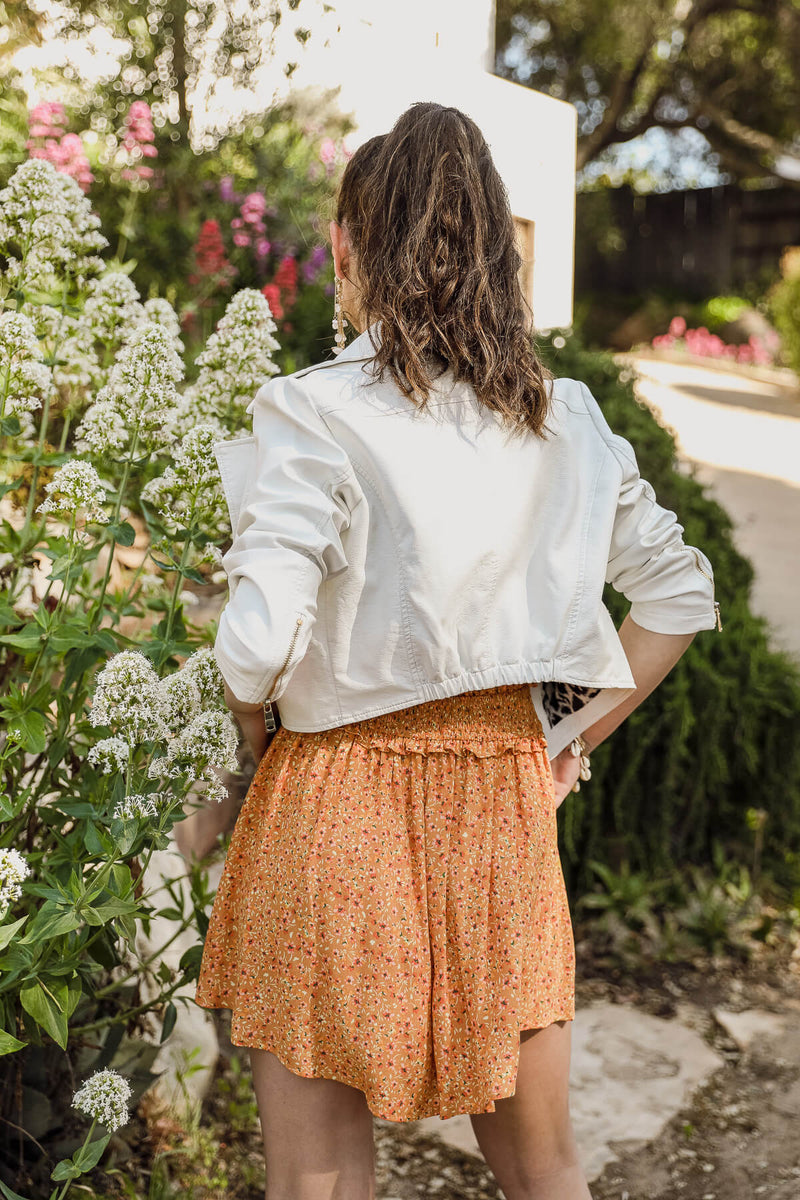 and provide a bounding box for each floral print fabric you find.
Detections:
[194,684,575,1121]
